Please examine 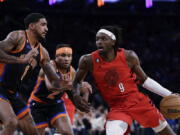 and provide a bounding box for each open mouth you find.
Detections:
[97,46,103,50]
